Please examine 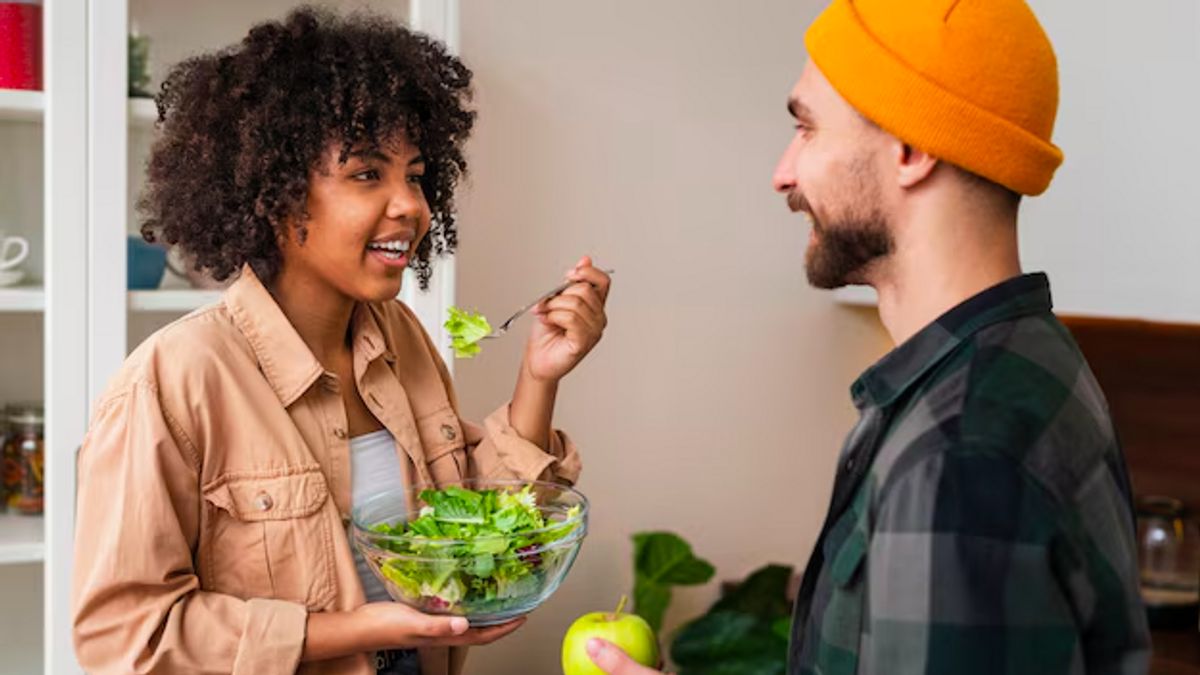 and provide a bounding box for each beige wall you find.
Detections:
[453,1,891,672]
